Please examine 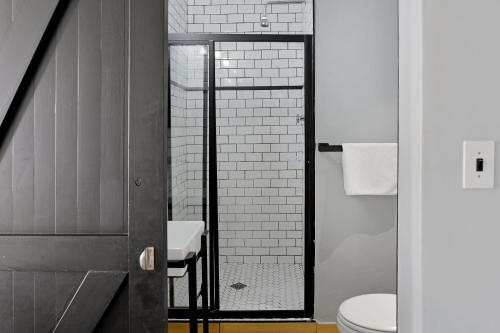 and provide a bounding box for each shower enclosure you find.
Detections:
[167,33,314,319]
